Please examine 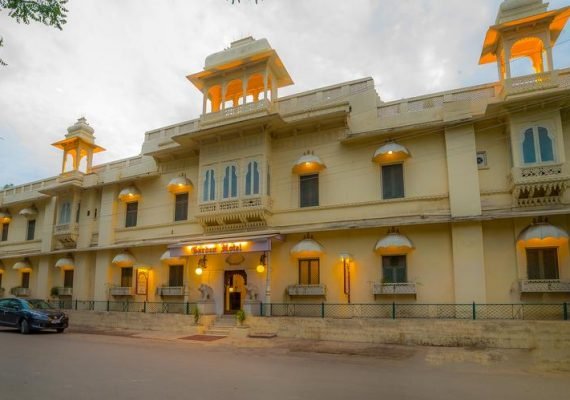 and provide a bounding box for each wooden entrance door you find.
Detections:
[224,270,247,314]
